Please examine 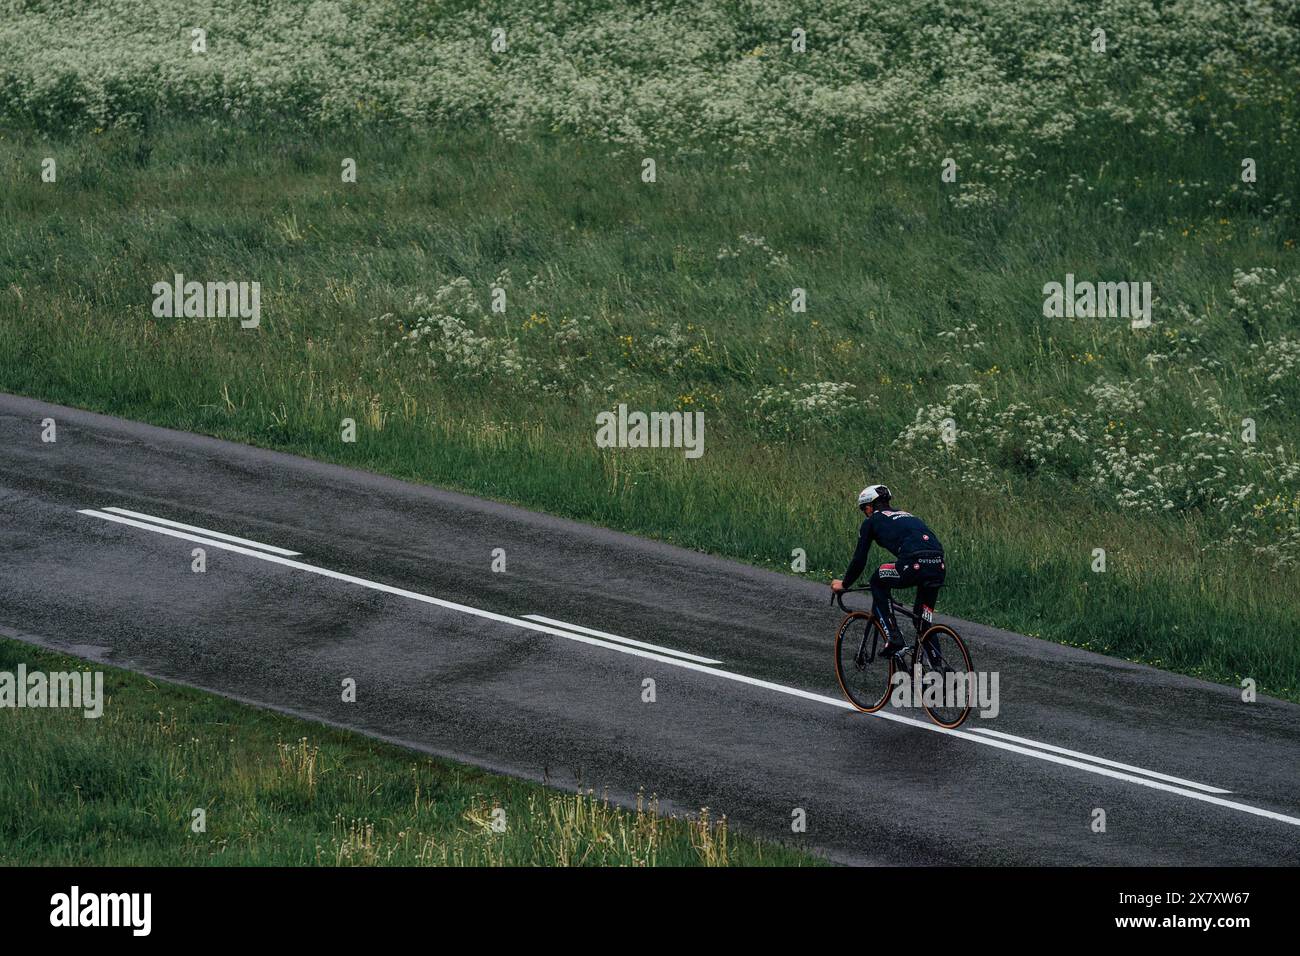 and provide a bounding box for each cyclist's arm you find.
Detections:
[840,522,873,589]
